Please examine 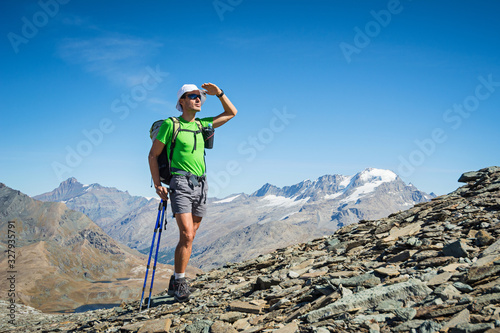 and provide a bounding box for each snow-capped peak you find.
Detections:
[358,168,397,183]
[214,194,241,204]
[339,168,398,204]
